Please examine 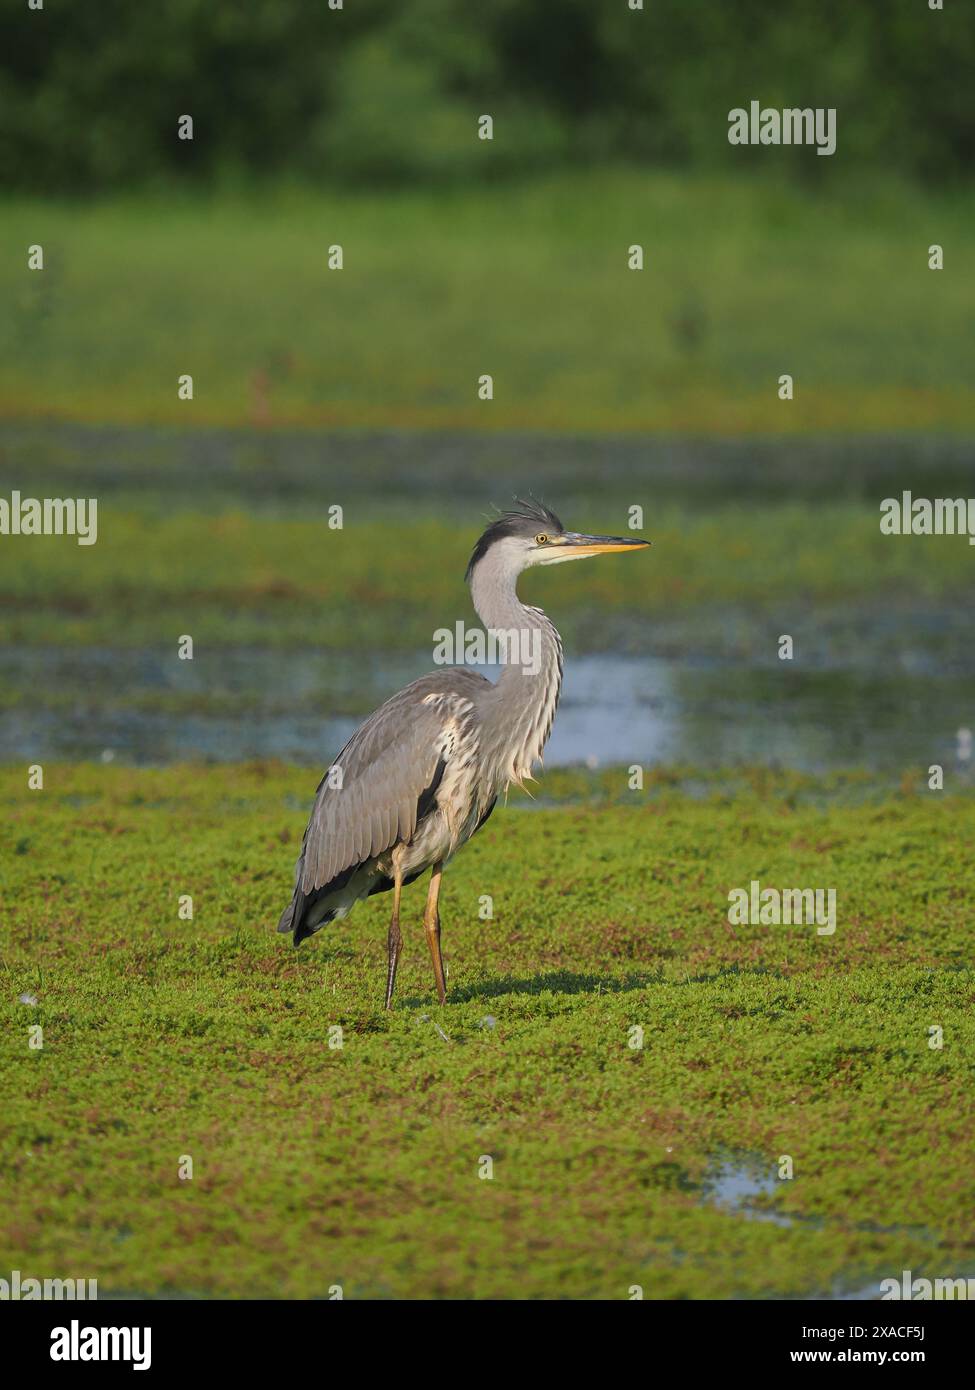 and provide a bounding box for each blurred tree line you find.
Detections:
[2,0,971,192]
